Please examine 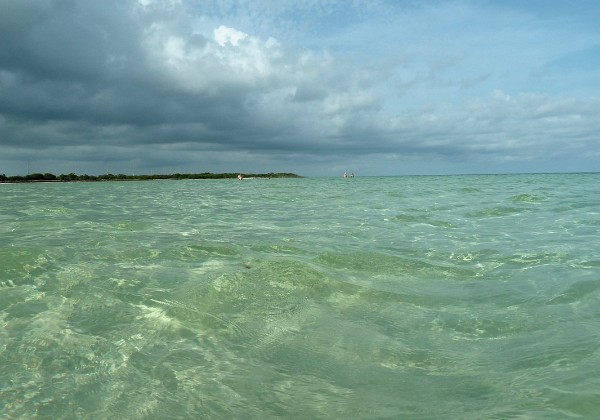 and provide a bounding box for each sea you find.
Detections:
[1,173,599,419]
